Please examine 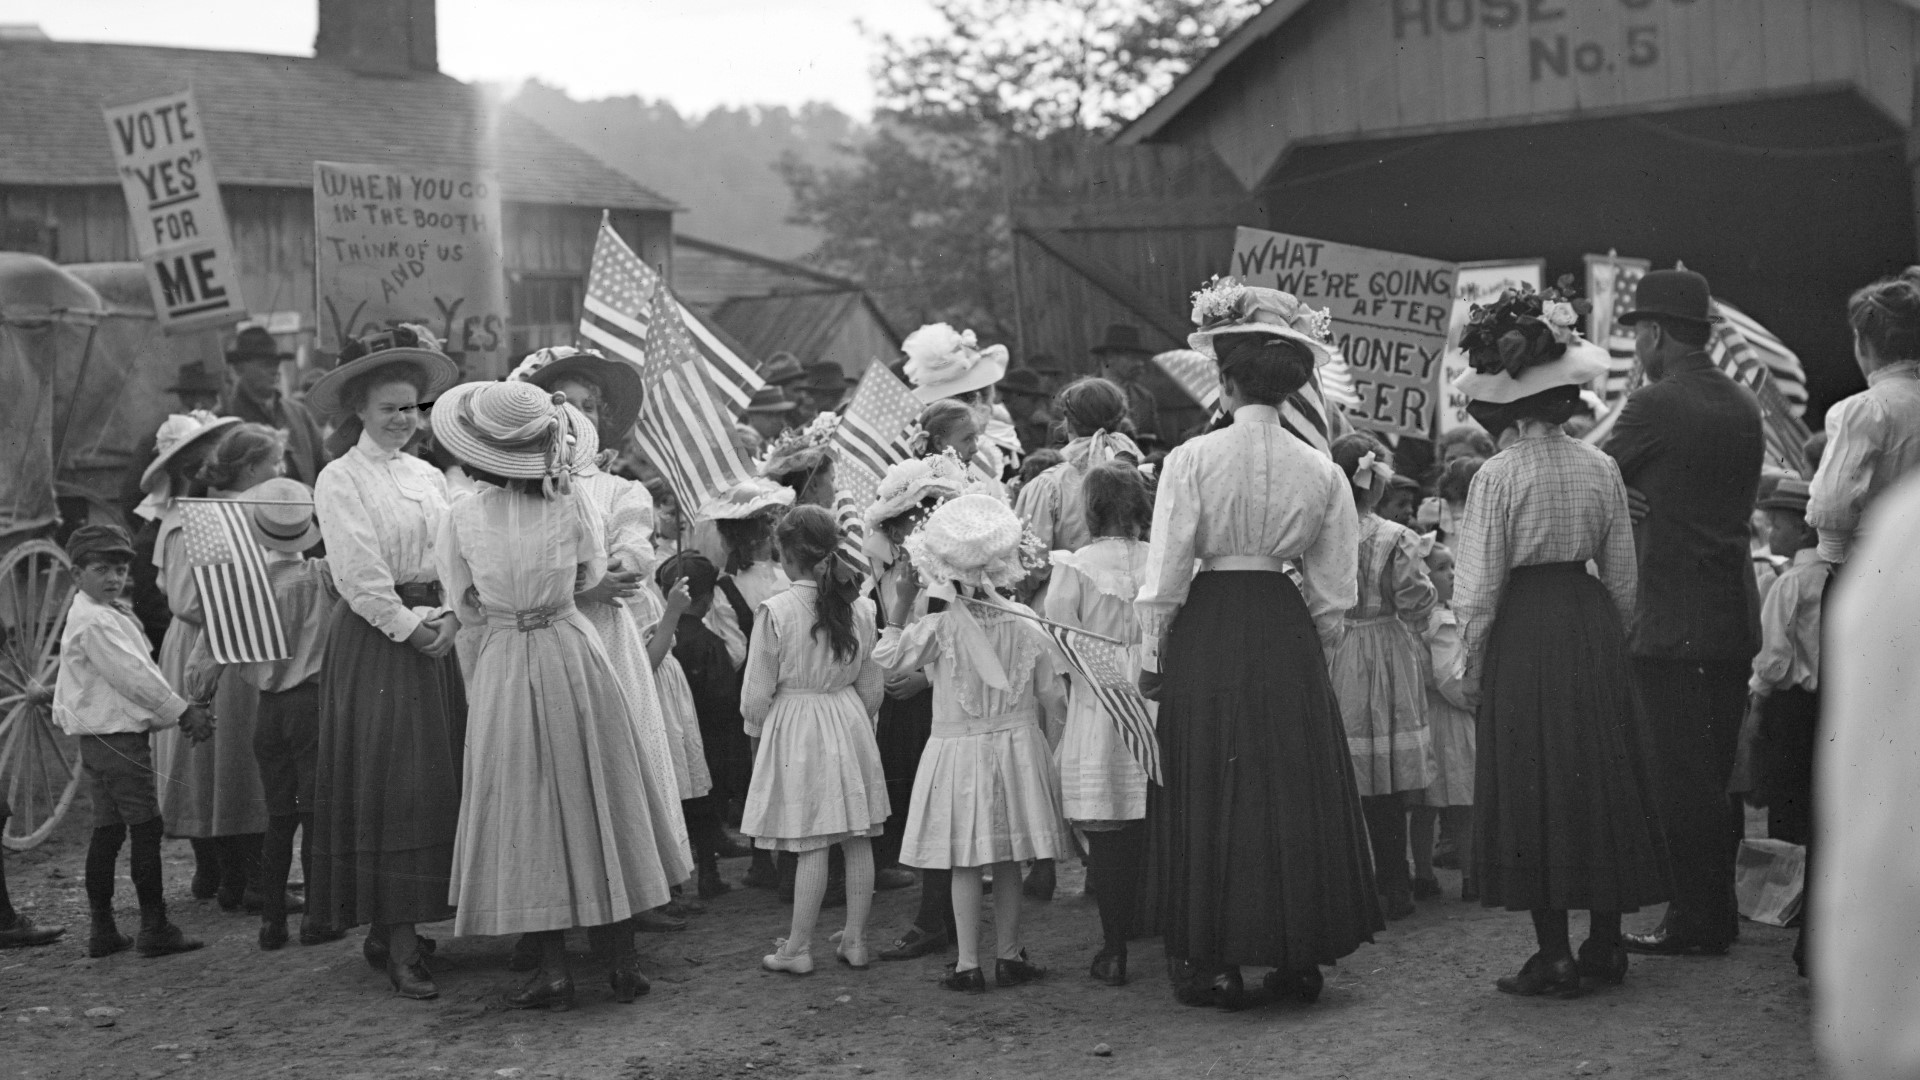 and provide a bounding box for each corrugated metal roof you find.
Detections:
[0,39,680,211]
[712,290,904,368]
